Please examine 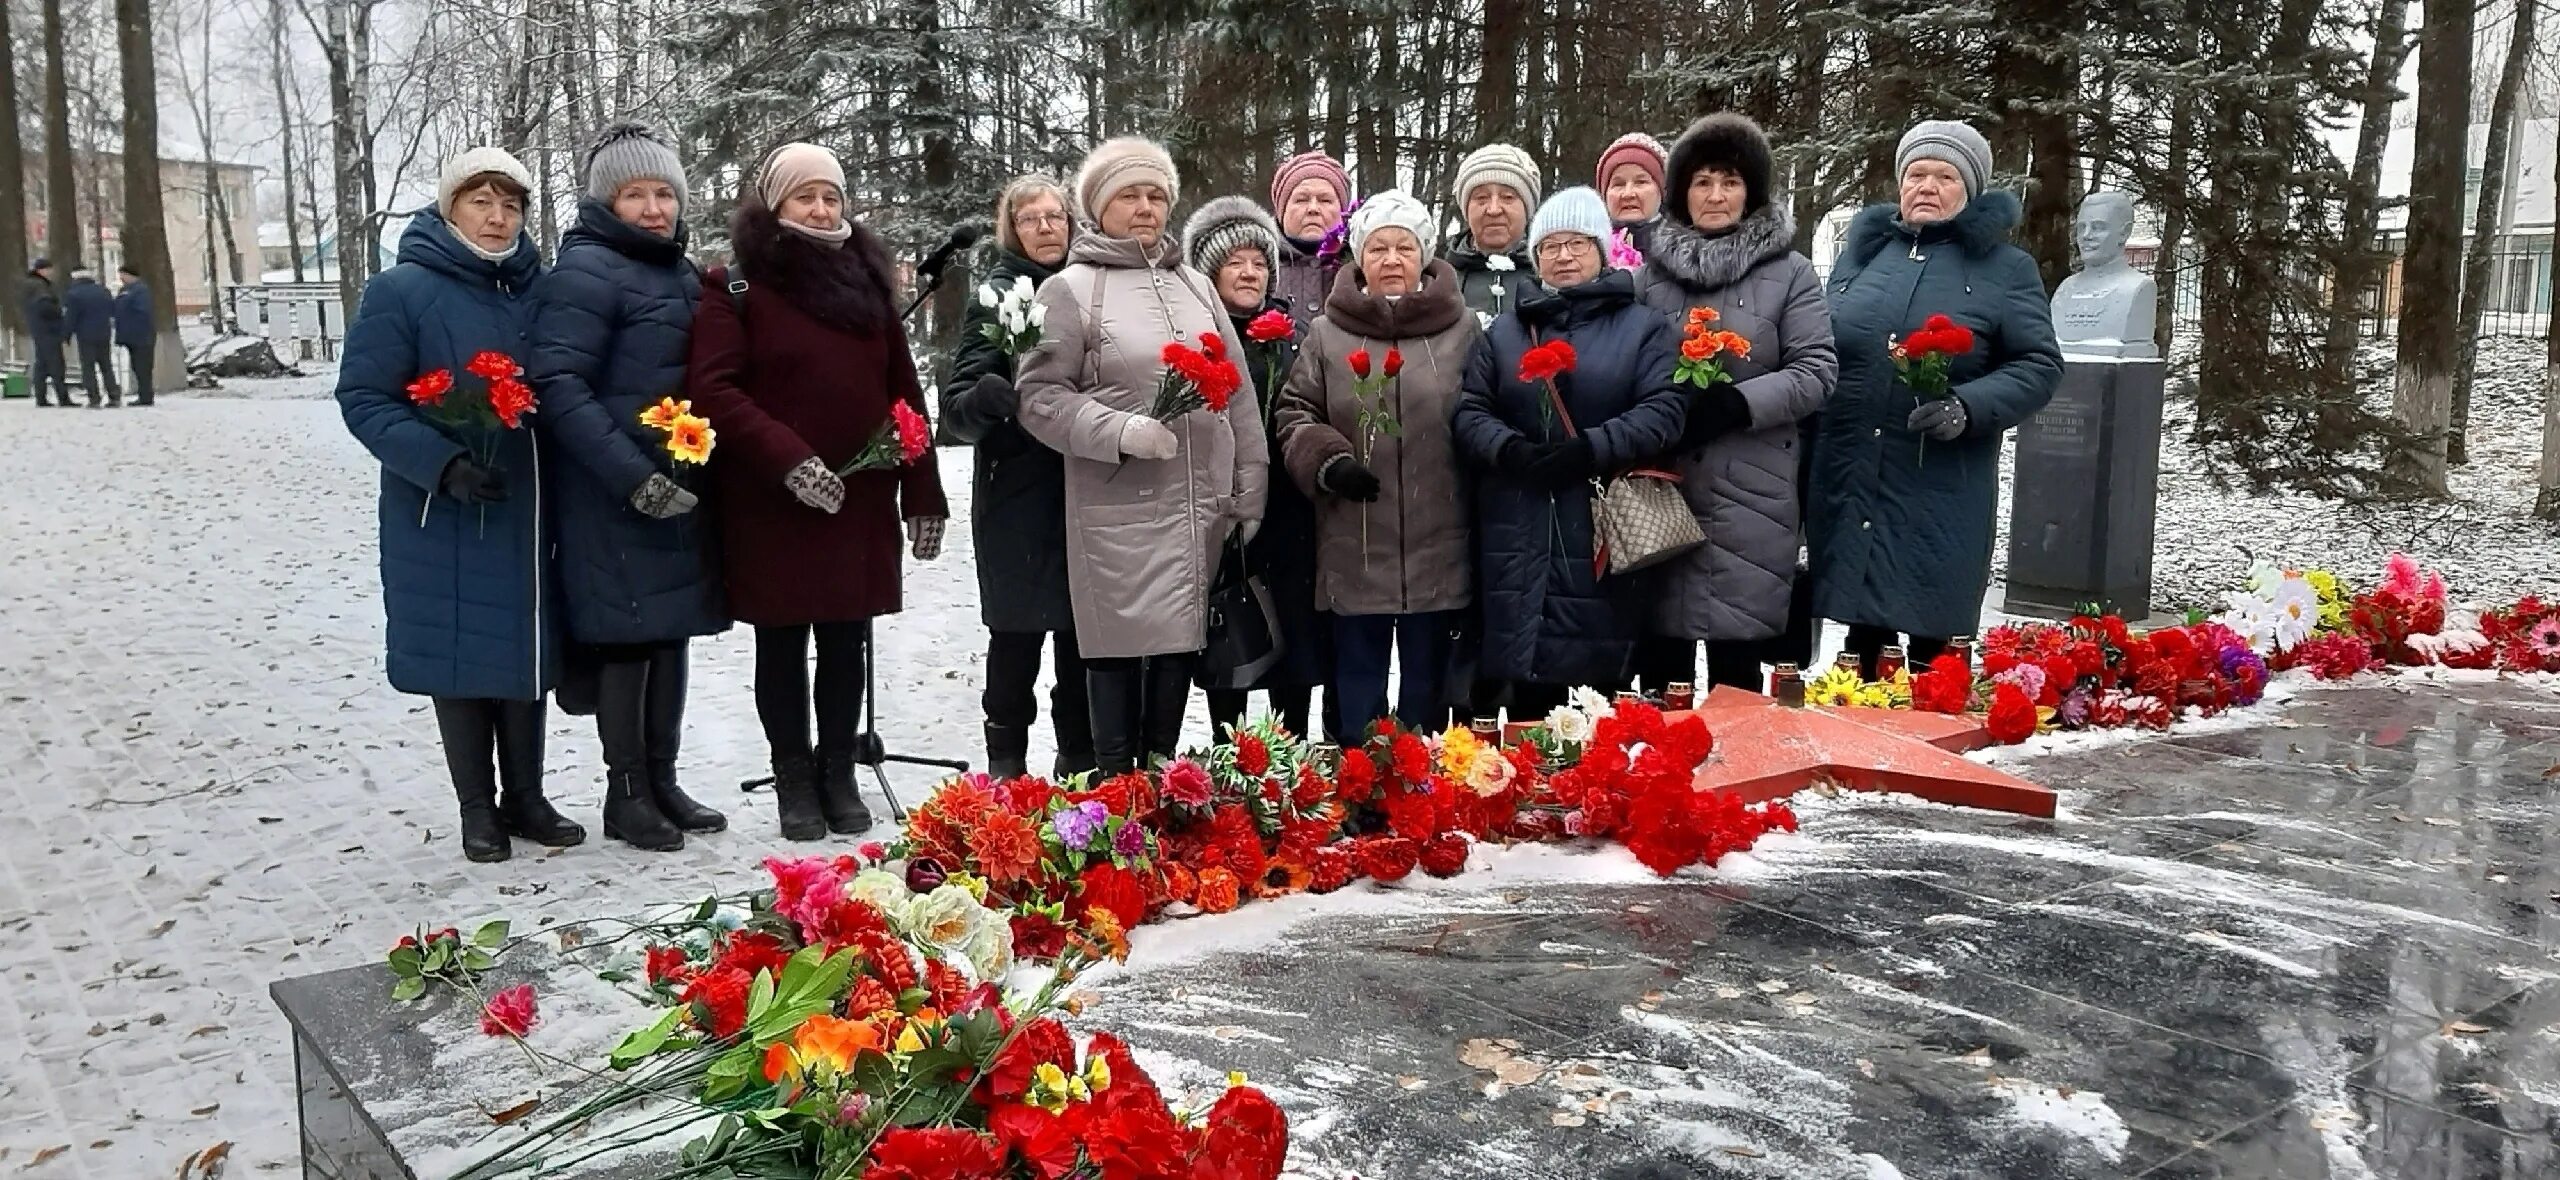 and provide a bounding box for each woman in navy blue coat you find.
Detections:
[1810,121,2062,675]
[337,148,581,863]
[1453,187,1688,712]
[528,124,732,851]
